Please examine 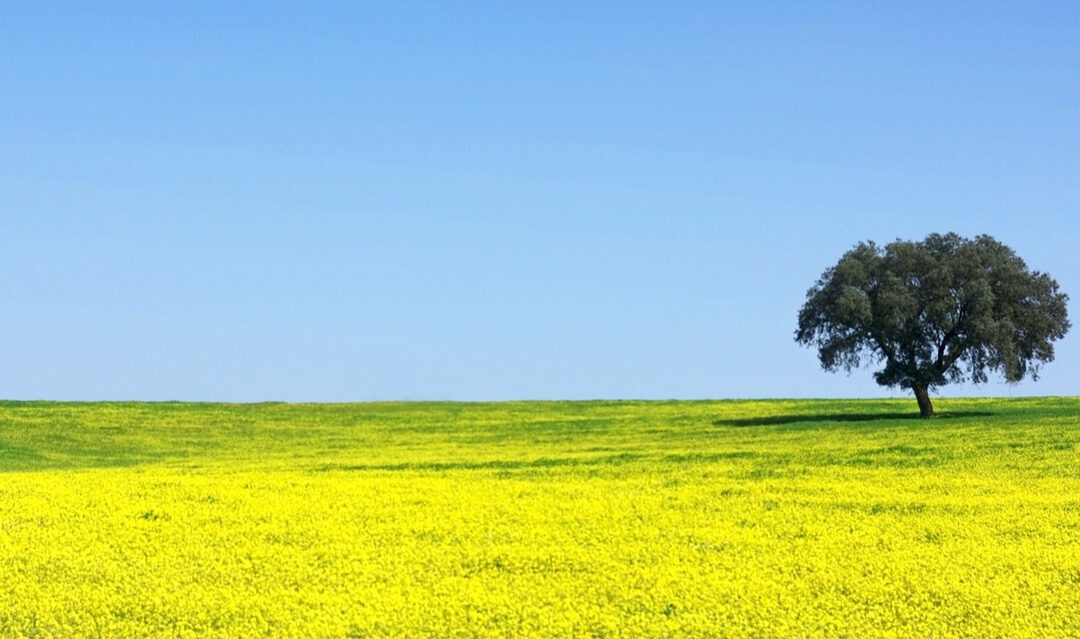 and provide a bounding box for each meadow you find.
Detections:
[1,397,1079,638]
